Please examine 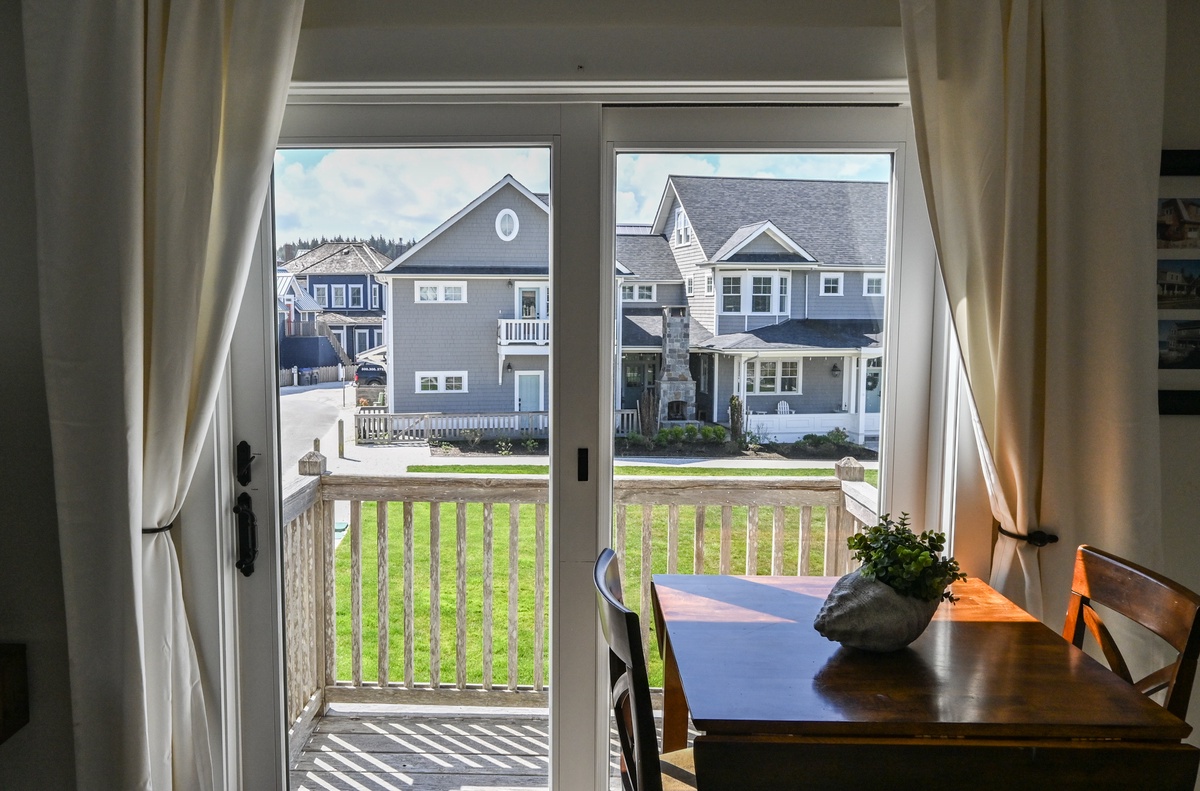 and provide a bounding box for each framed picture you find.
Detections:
[1158,150,1200,414]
